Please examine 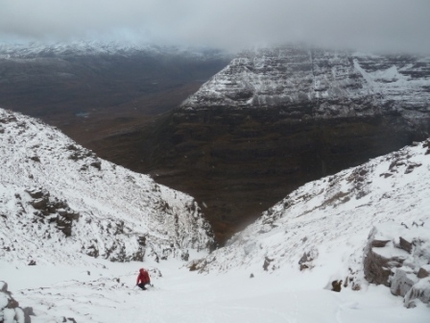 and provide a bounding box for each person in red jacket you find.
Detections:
[136,268,151,290]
